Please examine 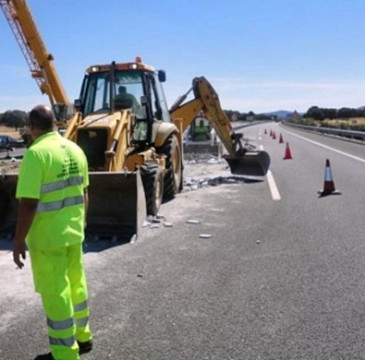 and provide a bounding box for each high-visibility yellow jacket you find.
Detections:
[16,131,89,251]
